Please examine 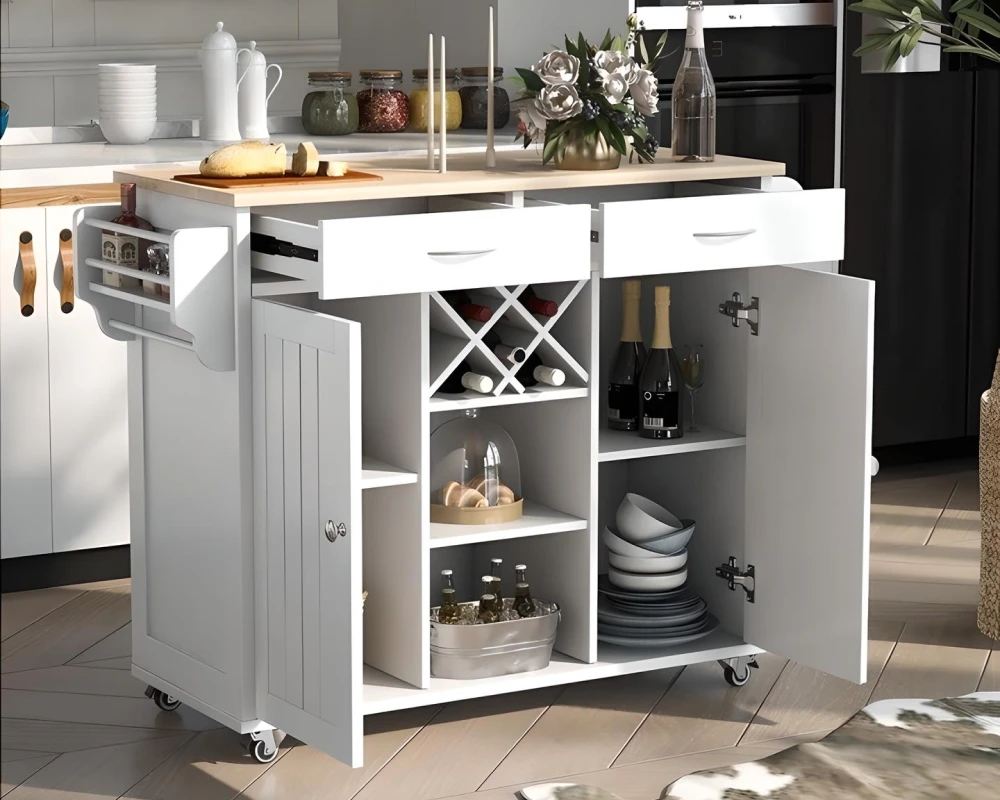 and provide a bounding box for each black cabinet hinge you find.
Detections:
[715,557,755,603]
